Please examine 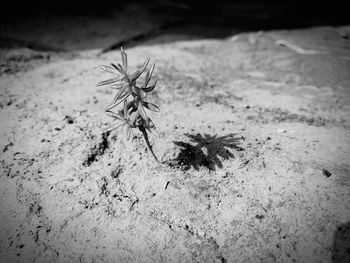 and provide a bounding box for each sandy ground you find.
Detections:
[1,6,350,263]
